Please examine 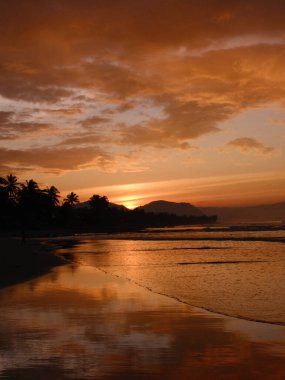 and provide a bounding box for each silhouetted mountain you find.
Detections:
[139,200,204,217]
[201,201,285,223]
